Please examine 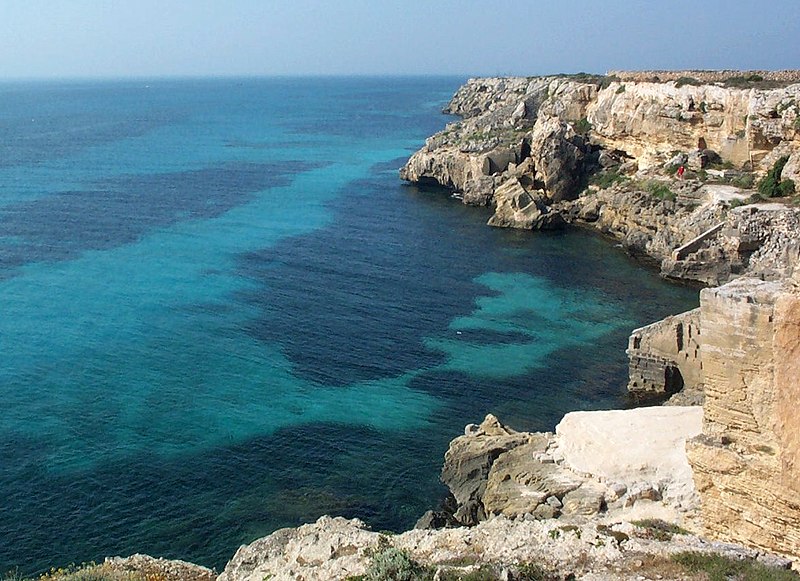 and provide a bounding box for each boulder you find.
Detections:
[482,438,582,519]
[555,407,703,508]
[529,116,587,202]
[561,482,607,517]
[487,178,566,229]
[441,414,532,525]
